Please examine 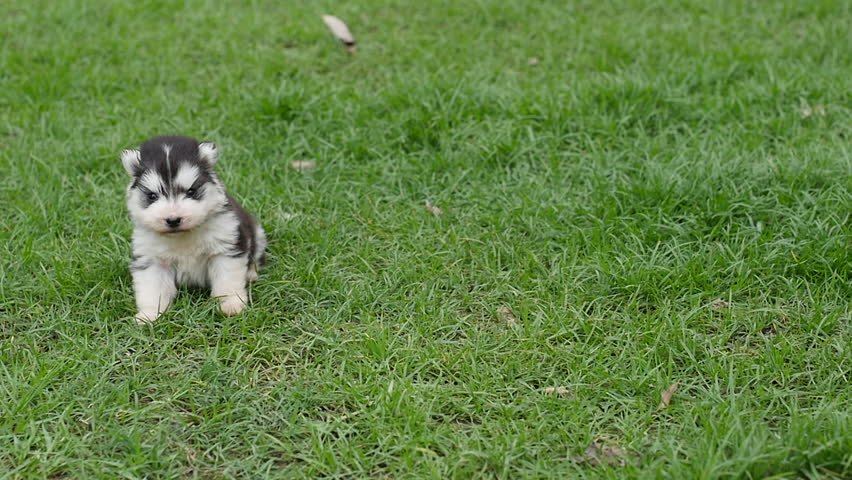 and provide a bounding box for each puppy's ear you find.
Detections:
[199,142,219,165]
[120,149,141,176]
